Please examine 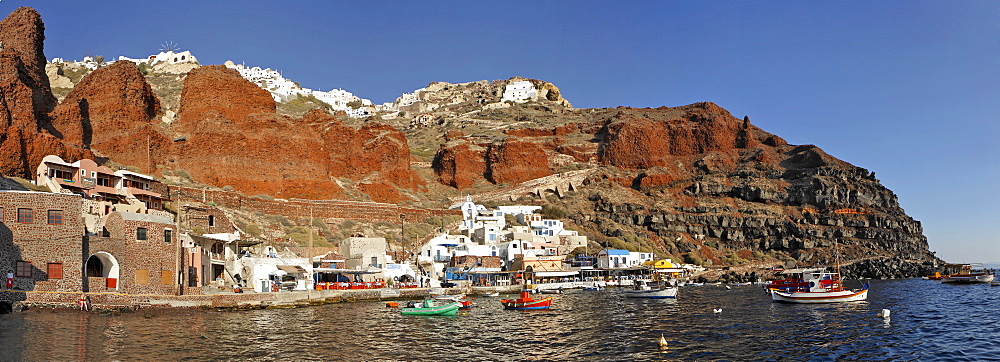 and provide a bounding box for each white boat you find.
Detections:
[940,264,995,284]
[624,280,678,299]
[770,269,868,304]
